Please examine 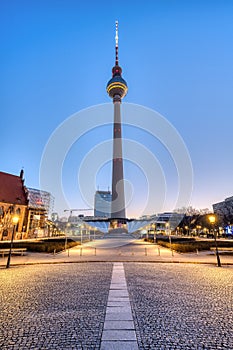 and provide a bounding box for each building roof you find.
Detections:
[0,171,28,206]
